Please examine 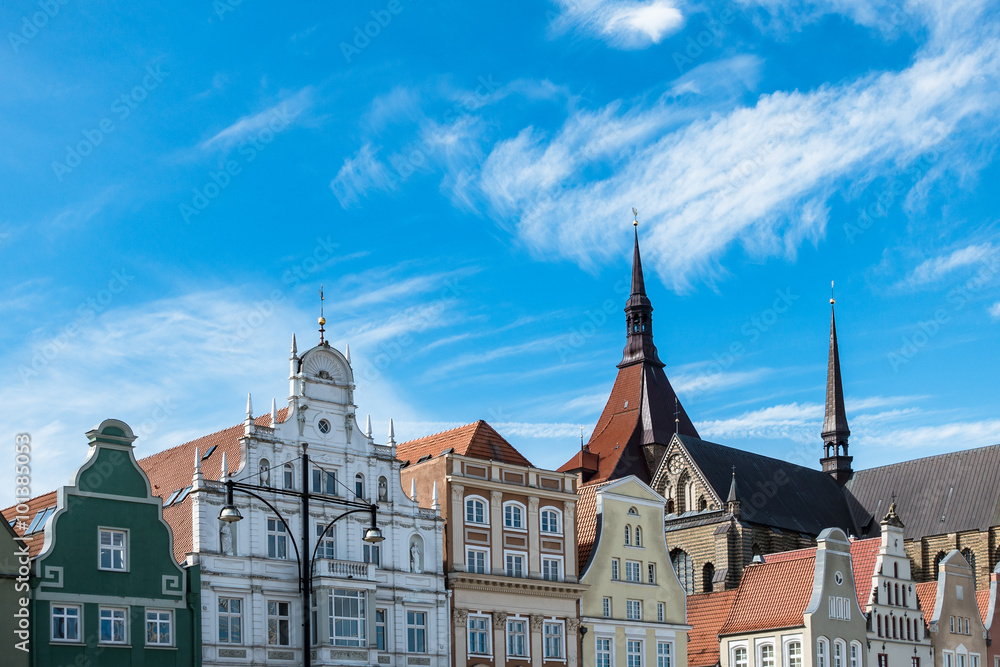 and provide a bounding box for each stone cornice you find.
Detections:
[447,572,587,599]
